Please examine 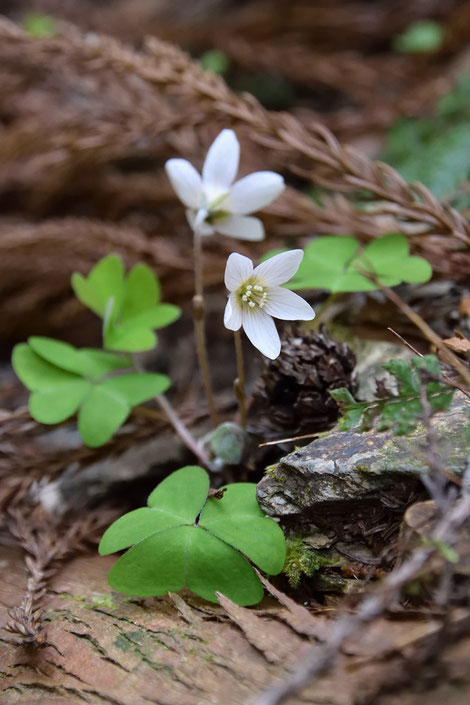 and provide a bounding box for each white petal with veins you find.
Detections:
[263,286,315,320]
[229,172,285,214]
[165,159,202,208]
[216,215,265,241]
[223,293,243,330]
[202,129,240,189]
[224,253,254,291]
[242,309,281,360]
[254,249,304,286]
